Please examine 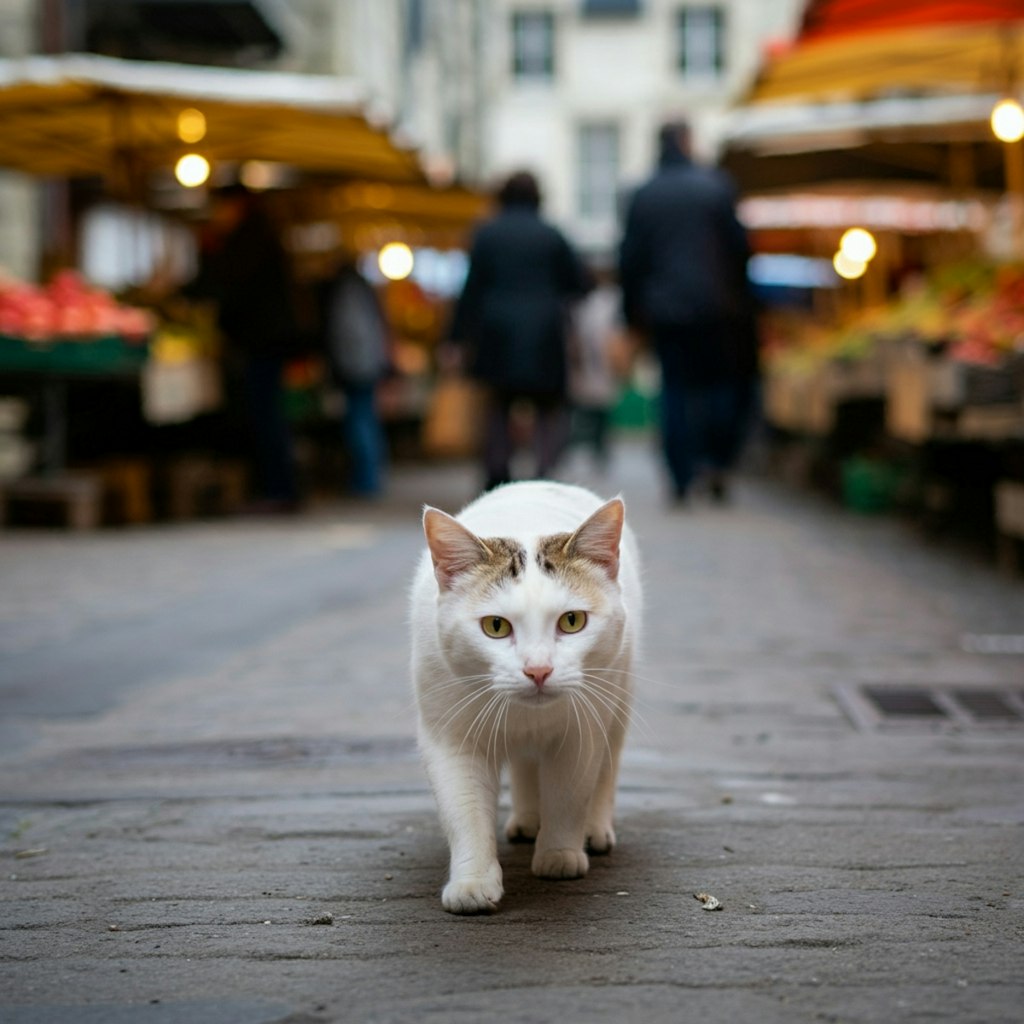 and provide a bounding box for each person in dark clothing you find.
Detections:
[448,170,591,491]
[618,120,759,504]
[192,185,301,511]
[318,255,390,497]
